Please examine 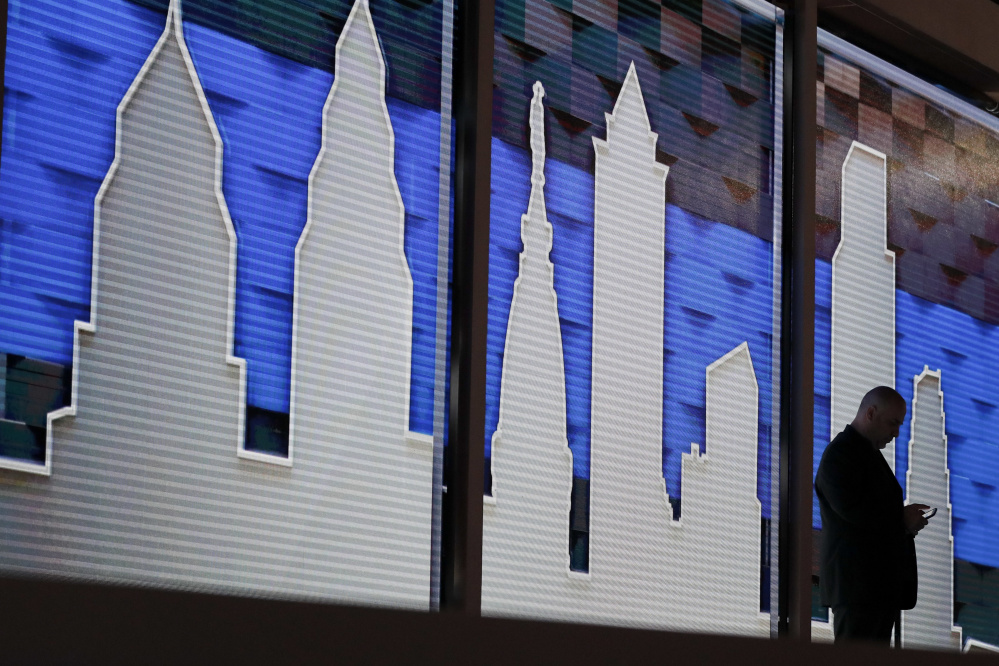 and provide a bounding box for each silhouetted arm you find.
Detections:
[815,444,901,532]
